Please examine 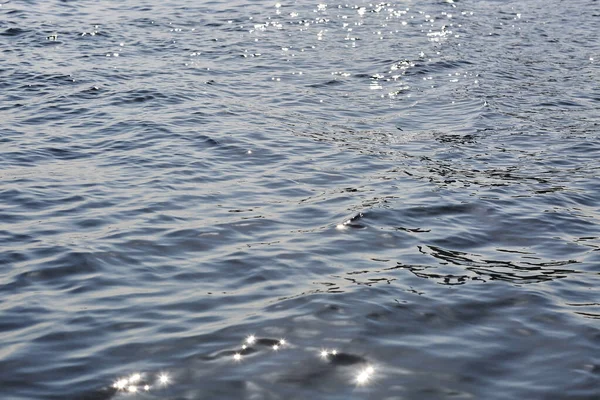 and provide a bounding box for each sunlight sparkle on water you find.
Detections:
[128,373,141,384]
[110,335,377,394]
[113,371,171,393]
[320,348,338,359]
[114,378,128,390]
[356,365,375,386]
[336,220,350,230]
[158,373,170,385]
